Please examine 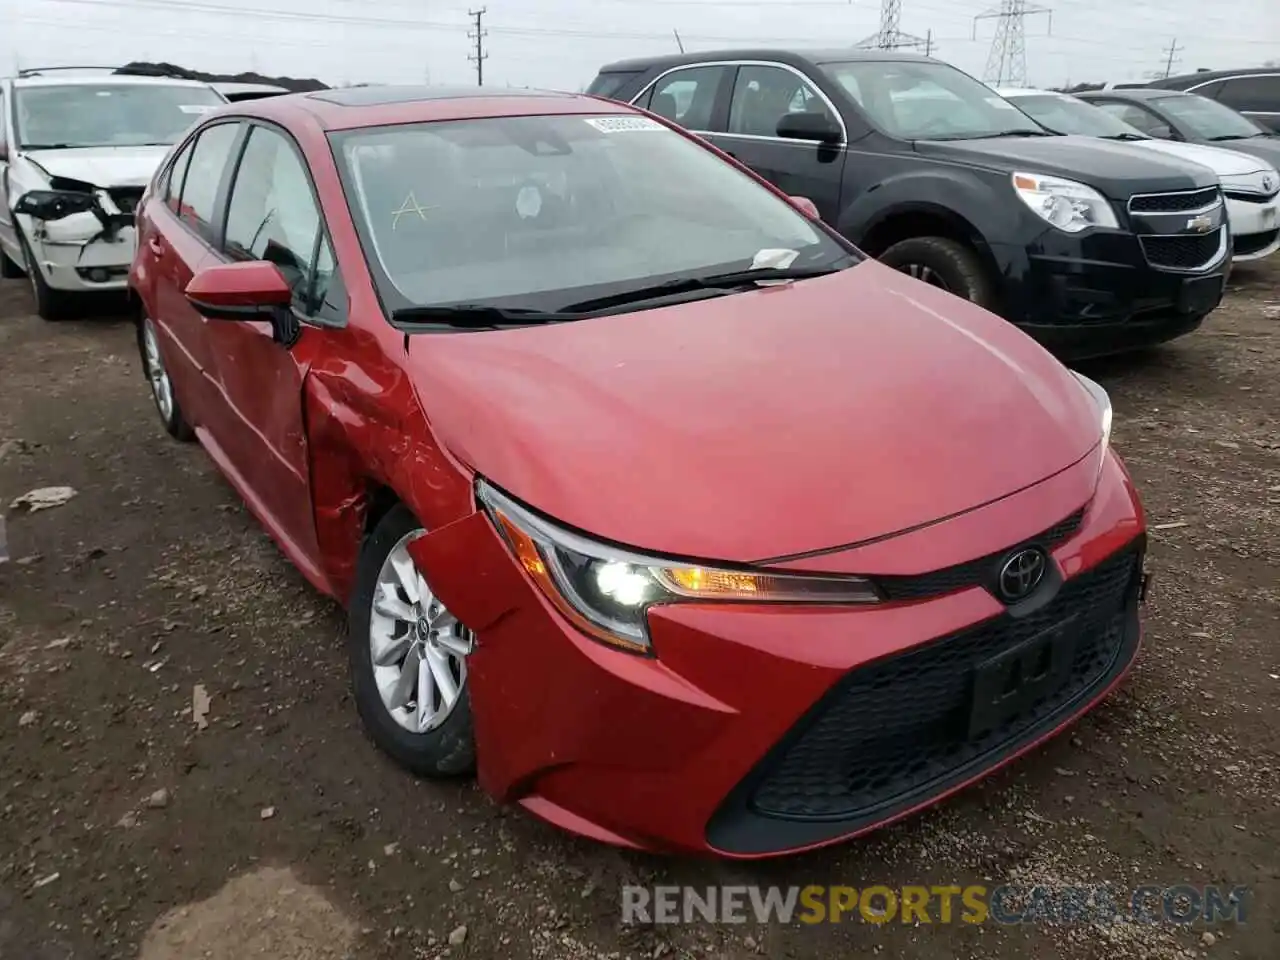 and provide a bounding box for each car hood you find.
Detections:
[916,134,1218,200]
[1130,138,1272,176]
[408,260,1103,563]
[21,145,171,188]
